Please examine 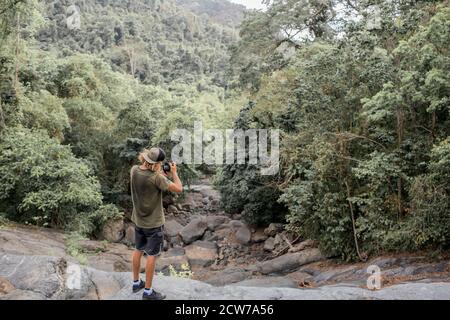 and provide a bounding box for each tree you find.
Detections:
[0,127,103,230]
